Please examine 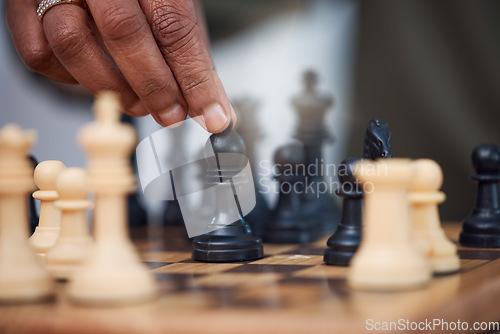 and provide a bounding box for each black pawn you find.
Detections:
[192,123,263,262]
[459,144,500,248]
[324,157,363,265]
[263,142,320,243]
